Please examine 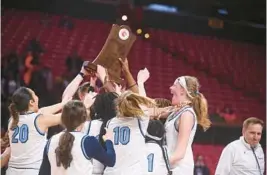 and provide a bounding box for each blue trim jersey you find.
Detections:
[47,132,93,175]
[82,120,105,174]
[164,106,197,175]
[104,117,149,175]
[7,112,47,171]
[146,142,170,175]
